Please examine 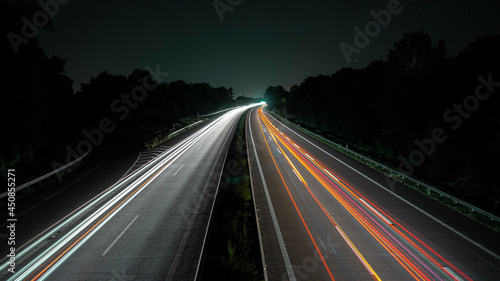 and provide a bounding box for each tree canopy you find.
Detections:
[265,31,500,213]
